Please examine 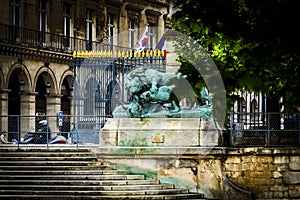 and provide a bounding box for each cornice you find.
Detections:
[0,44,73,65]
